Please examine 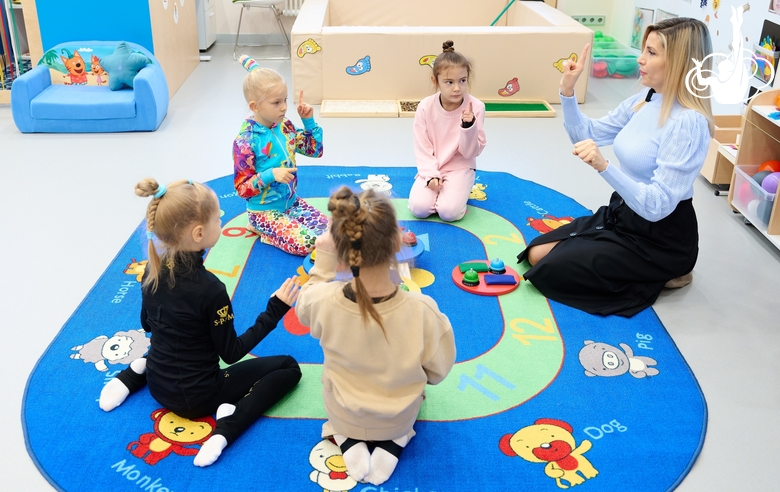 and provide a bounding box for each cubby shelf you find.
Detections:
[728,89,780,249]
